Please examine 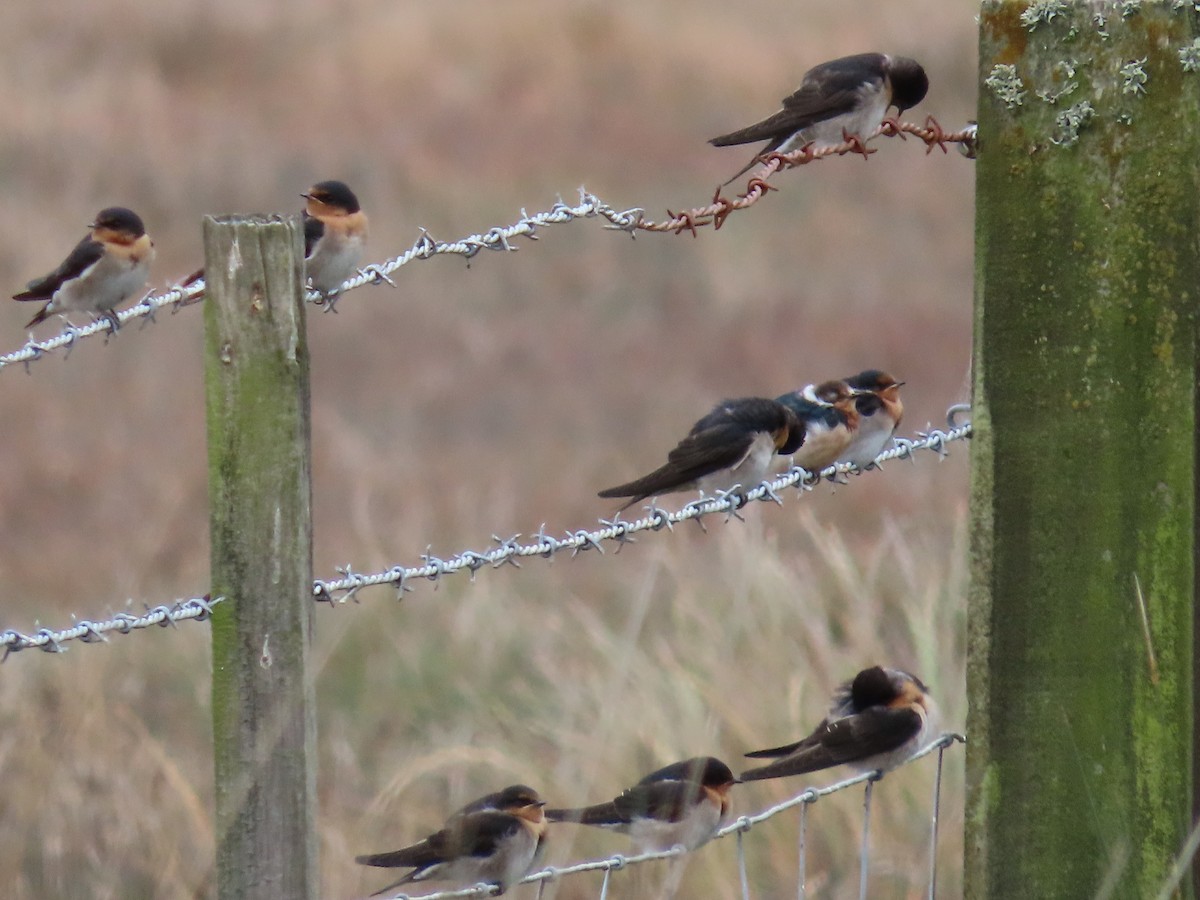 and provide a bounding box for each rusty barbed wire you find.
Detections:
[314,419,972,606]
[0,595,221,658]
[637,118,976,235]
[376,733,966,900]
[0,119,974,373]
